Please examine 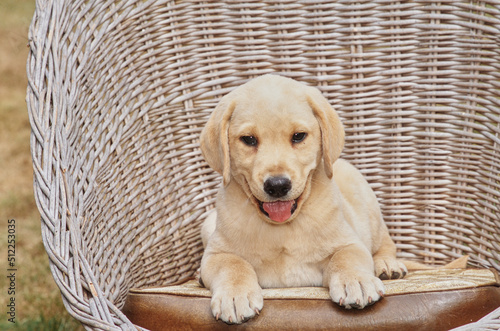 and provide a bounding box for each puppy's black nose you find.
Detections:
[264,176,292,198]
